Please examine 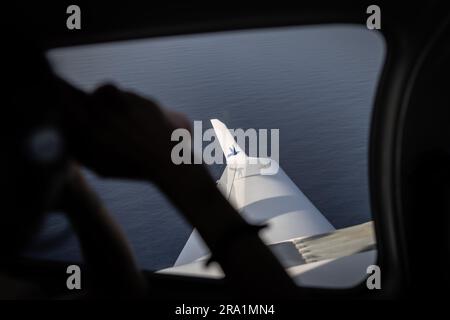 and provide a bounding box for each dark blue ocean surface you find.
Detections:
[27,25,385,271]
